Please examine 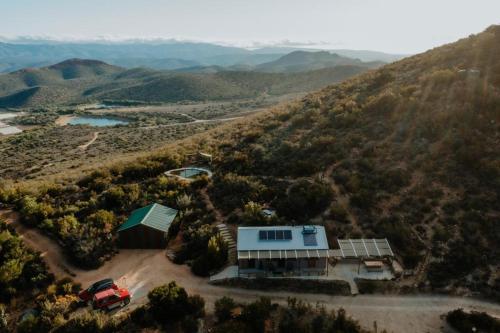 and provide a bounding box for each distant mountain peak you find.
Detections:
[254,50,382,73]
[49,58,116,69]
